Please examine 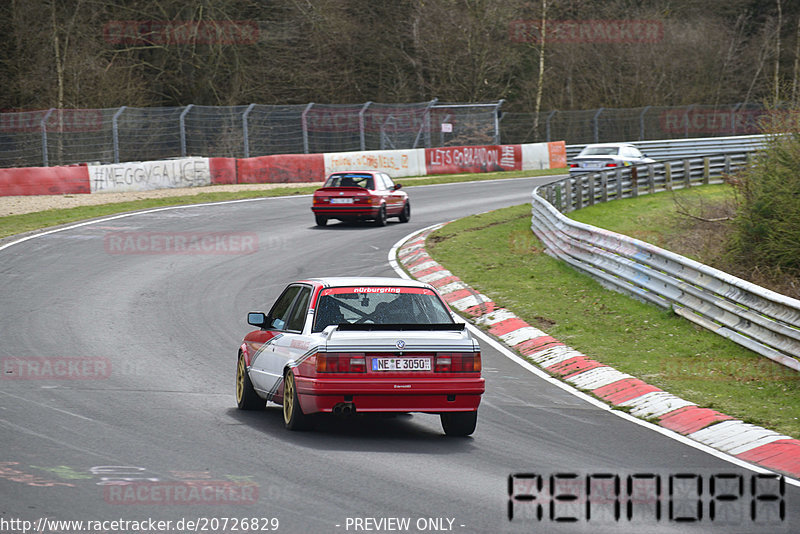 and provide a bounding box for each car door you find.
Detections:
[381,173,405,215]
[248,285,302,396]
